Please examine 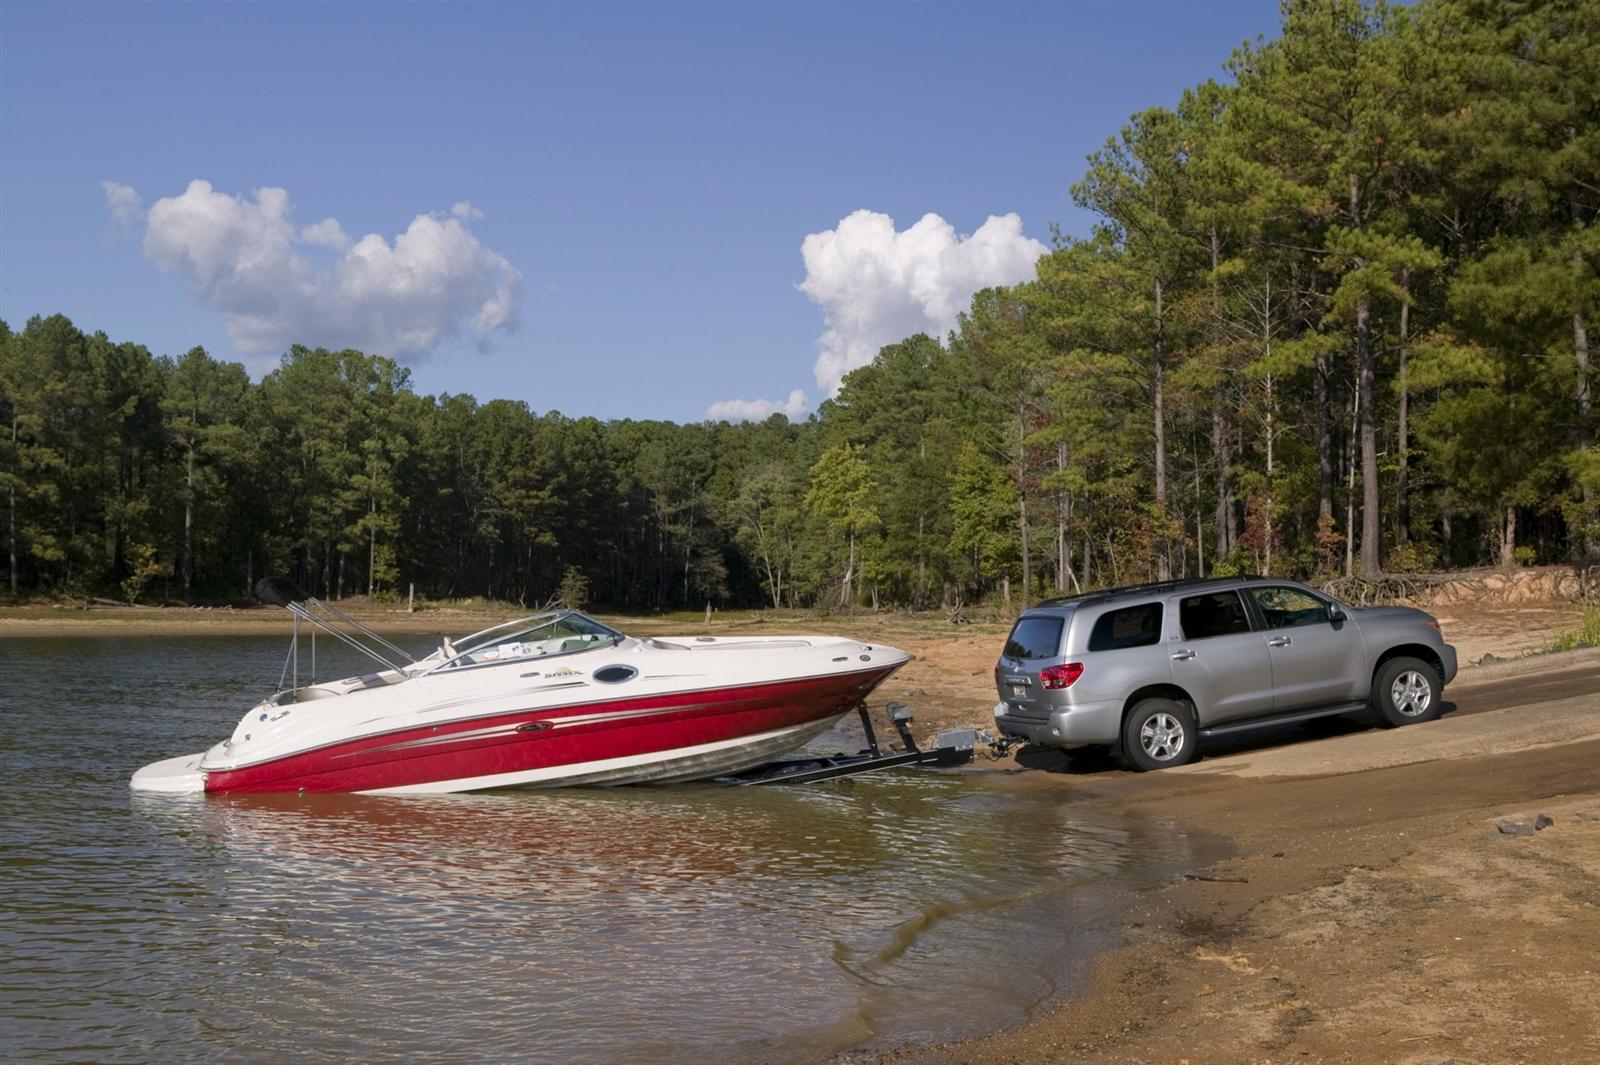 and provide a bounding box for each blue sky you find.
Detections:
[0,1,1279,422]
